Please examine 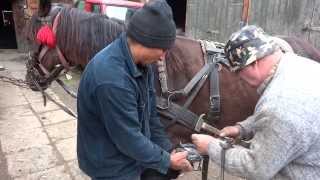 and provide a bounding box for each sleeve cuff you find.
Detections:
[207,139,224,165]
[237,116,255,140]
[157,150,171,174]
[237,116,253,130]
